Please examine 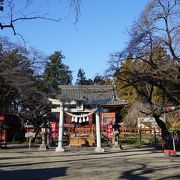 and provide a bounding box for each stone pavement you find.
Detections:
[0,144,180,180]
